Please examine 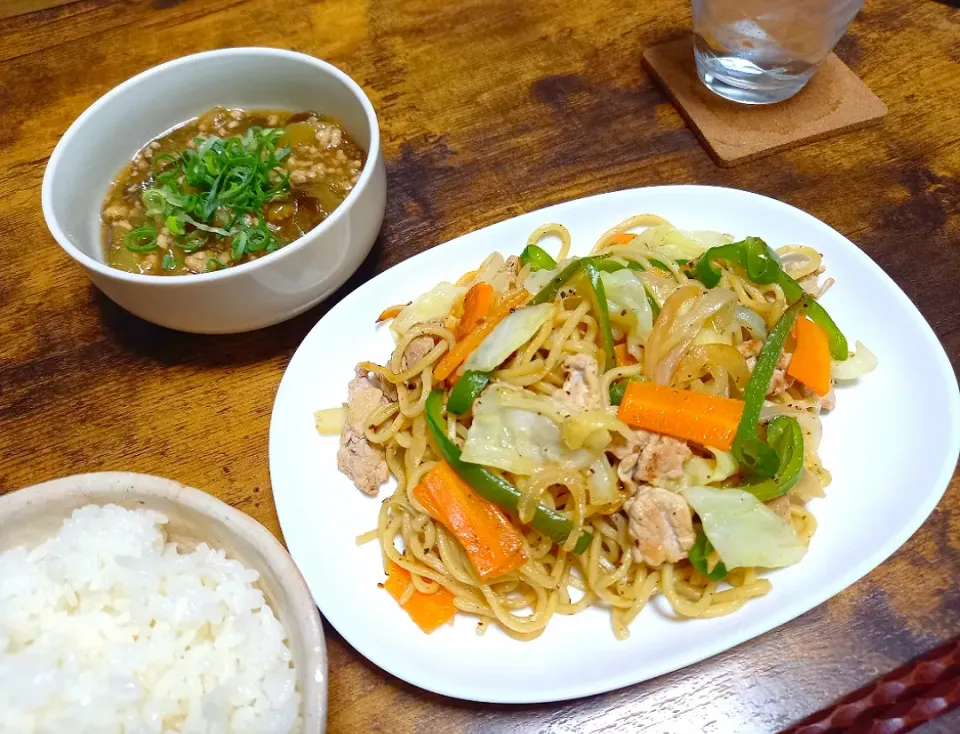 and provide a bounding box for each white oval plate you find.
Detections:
[269,186,960,704]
